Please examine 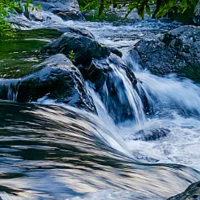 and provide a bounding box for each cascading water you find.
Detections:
[122,55,200,170]
[108,63,146,125]
[1,4,200,200]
